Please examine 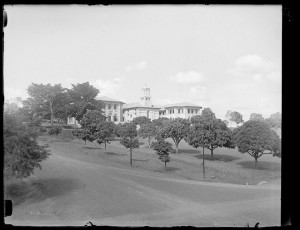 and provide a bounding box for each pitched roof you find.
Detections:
[163,102,202,108]
[97,96,124,103]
